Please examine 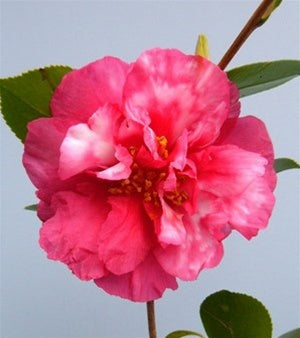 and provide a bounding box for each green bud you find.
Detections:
[258,0,283,26]
[195,34,210,59]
